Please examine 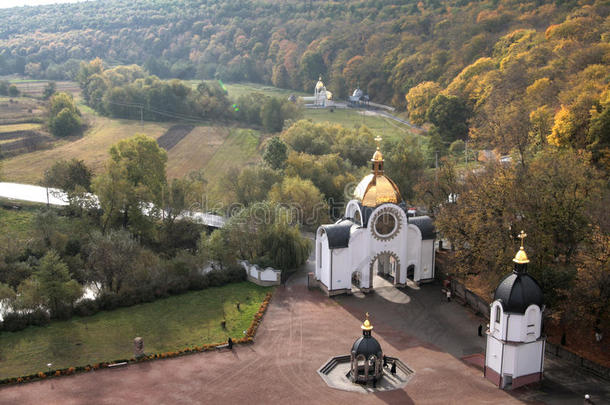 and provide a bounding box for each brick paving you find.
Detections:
[0,279,521,404]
